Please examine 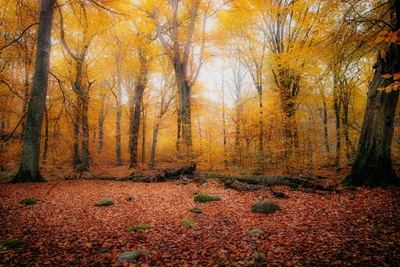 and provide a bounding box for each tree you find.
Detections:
[343,0,400,187]
[152,0,213,161]
[13,0,56,183]
[129,34,153,168]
